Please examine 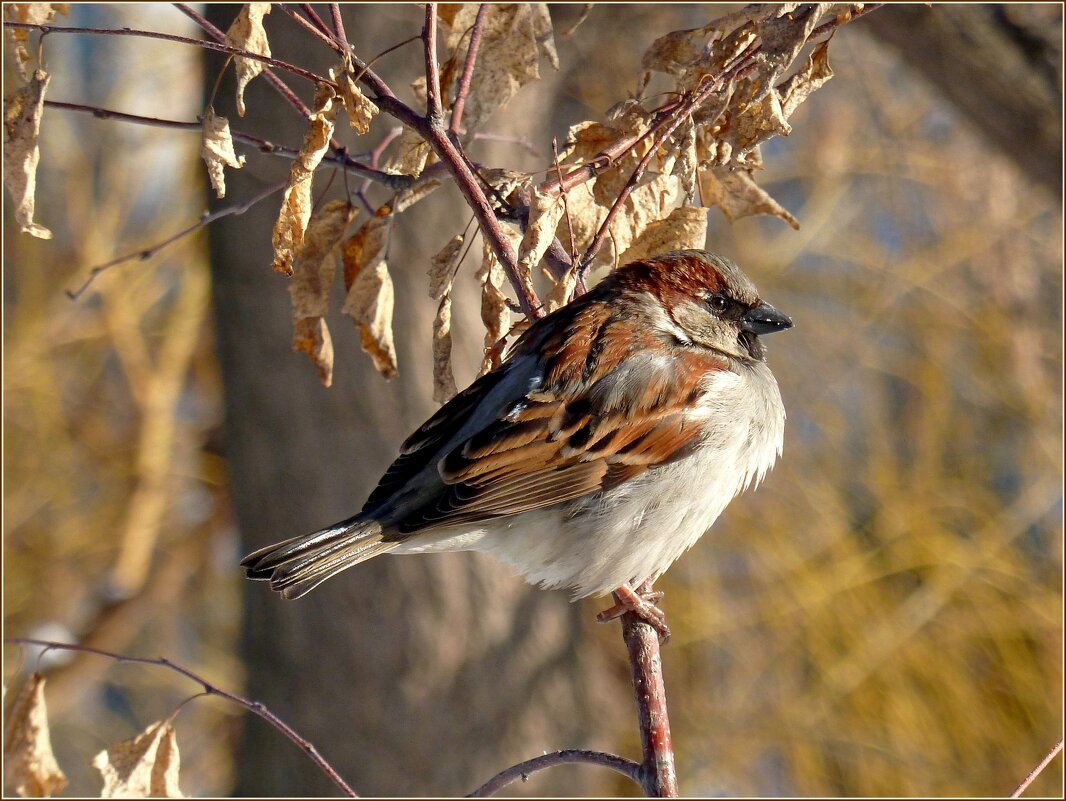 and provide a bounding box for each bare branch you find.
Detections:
[3,19,326,86]
[329,4,349,50]
[66,181,288,300]
[1011,739,1064,798]
[450,3,489,135]
[5,638,358,798]
[300,3,336,41]
[467,749,643,797]
[41,100,411,189]
[275,3,344,52]
[423,3,444,121]
[175,3,316,119]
